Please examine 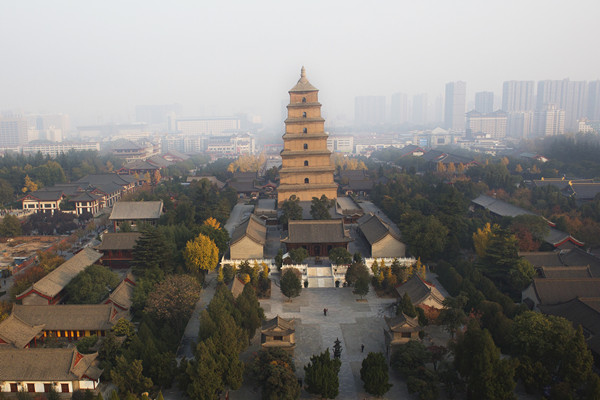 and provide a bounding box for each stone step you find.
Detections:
[307,277,335,288]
